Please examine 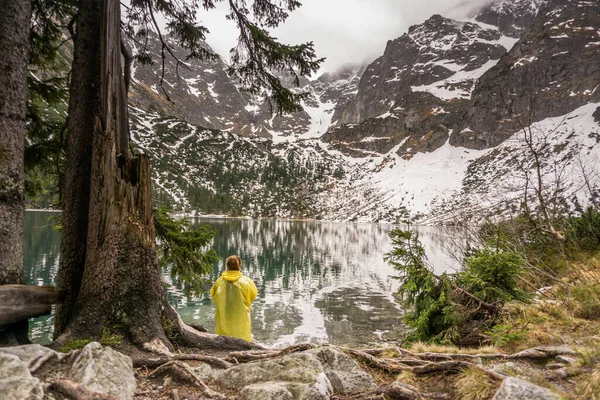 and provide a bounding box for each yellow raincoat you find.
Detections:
[210,270,258,342]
